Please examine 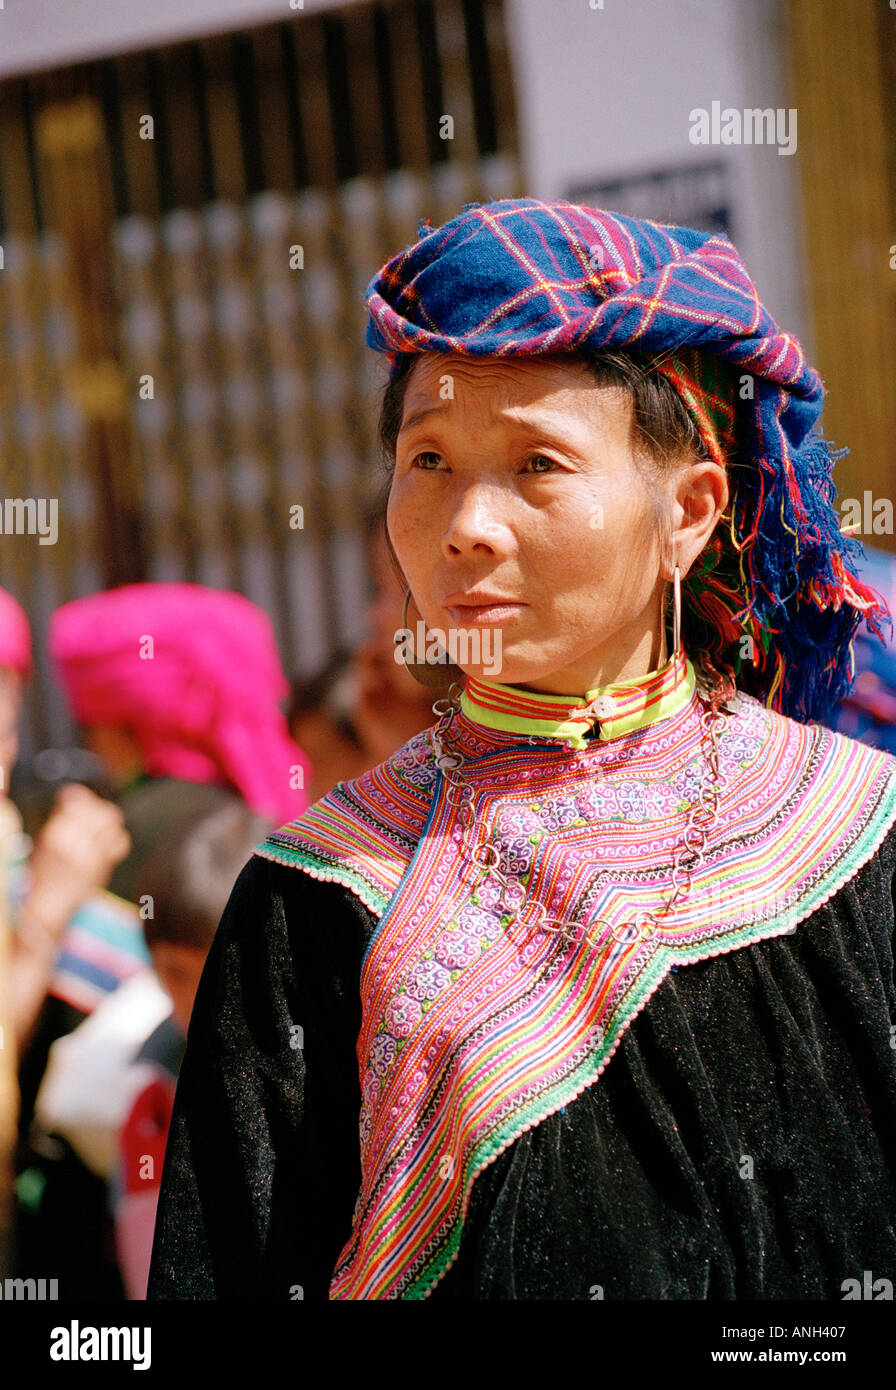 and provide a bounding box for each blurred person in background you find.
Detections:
[0,586,132,1052]
[288,514,452,802]
[0,835,15,1281]
[0,587,29,1278]
[287,650,371,804]
[828,543,896,753]
[113,794,268,1299]
[13,581,309,1293]
[49,582,311,903]
[0,586,131,1288]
